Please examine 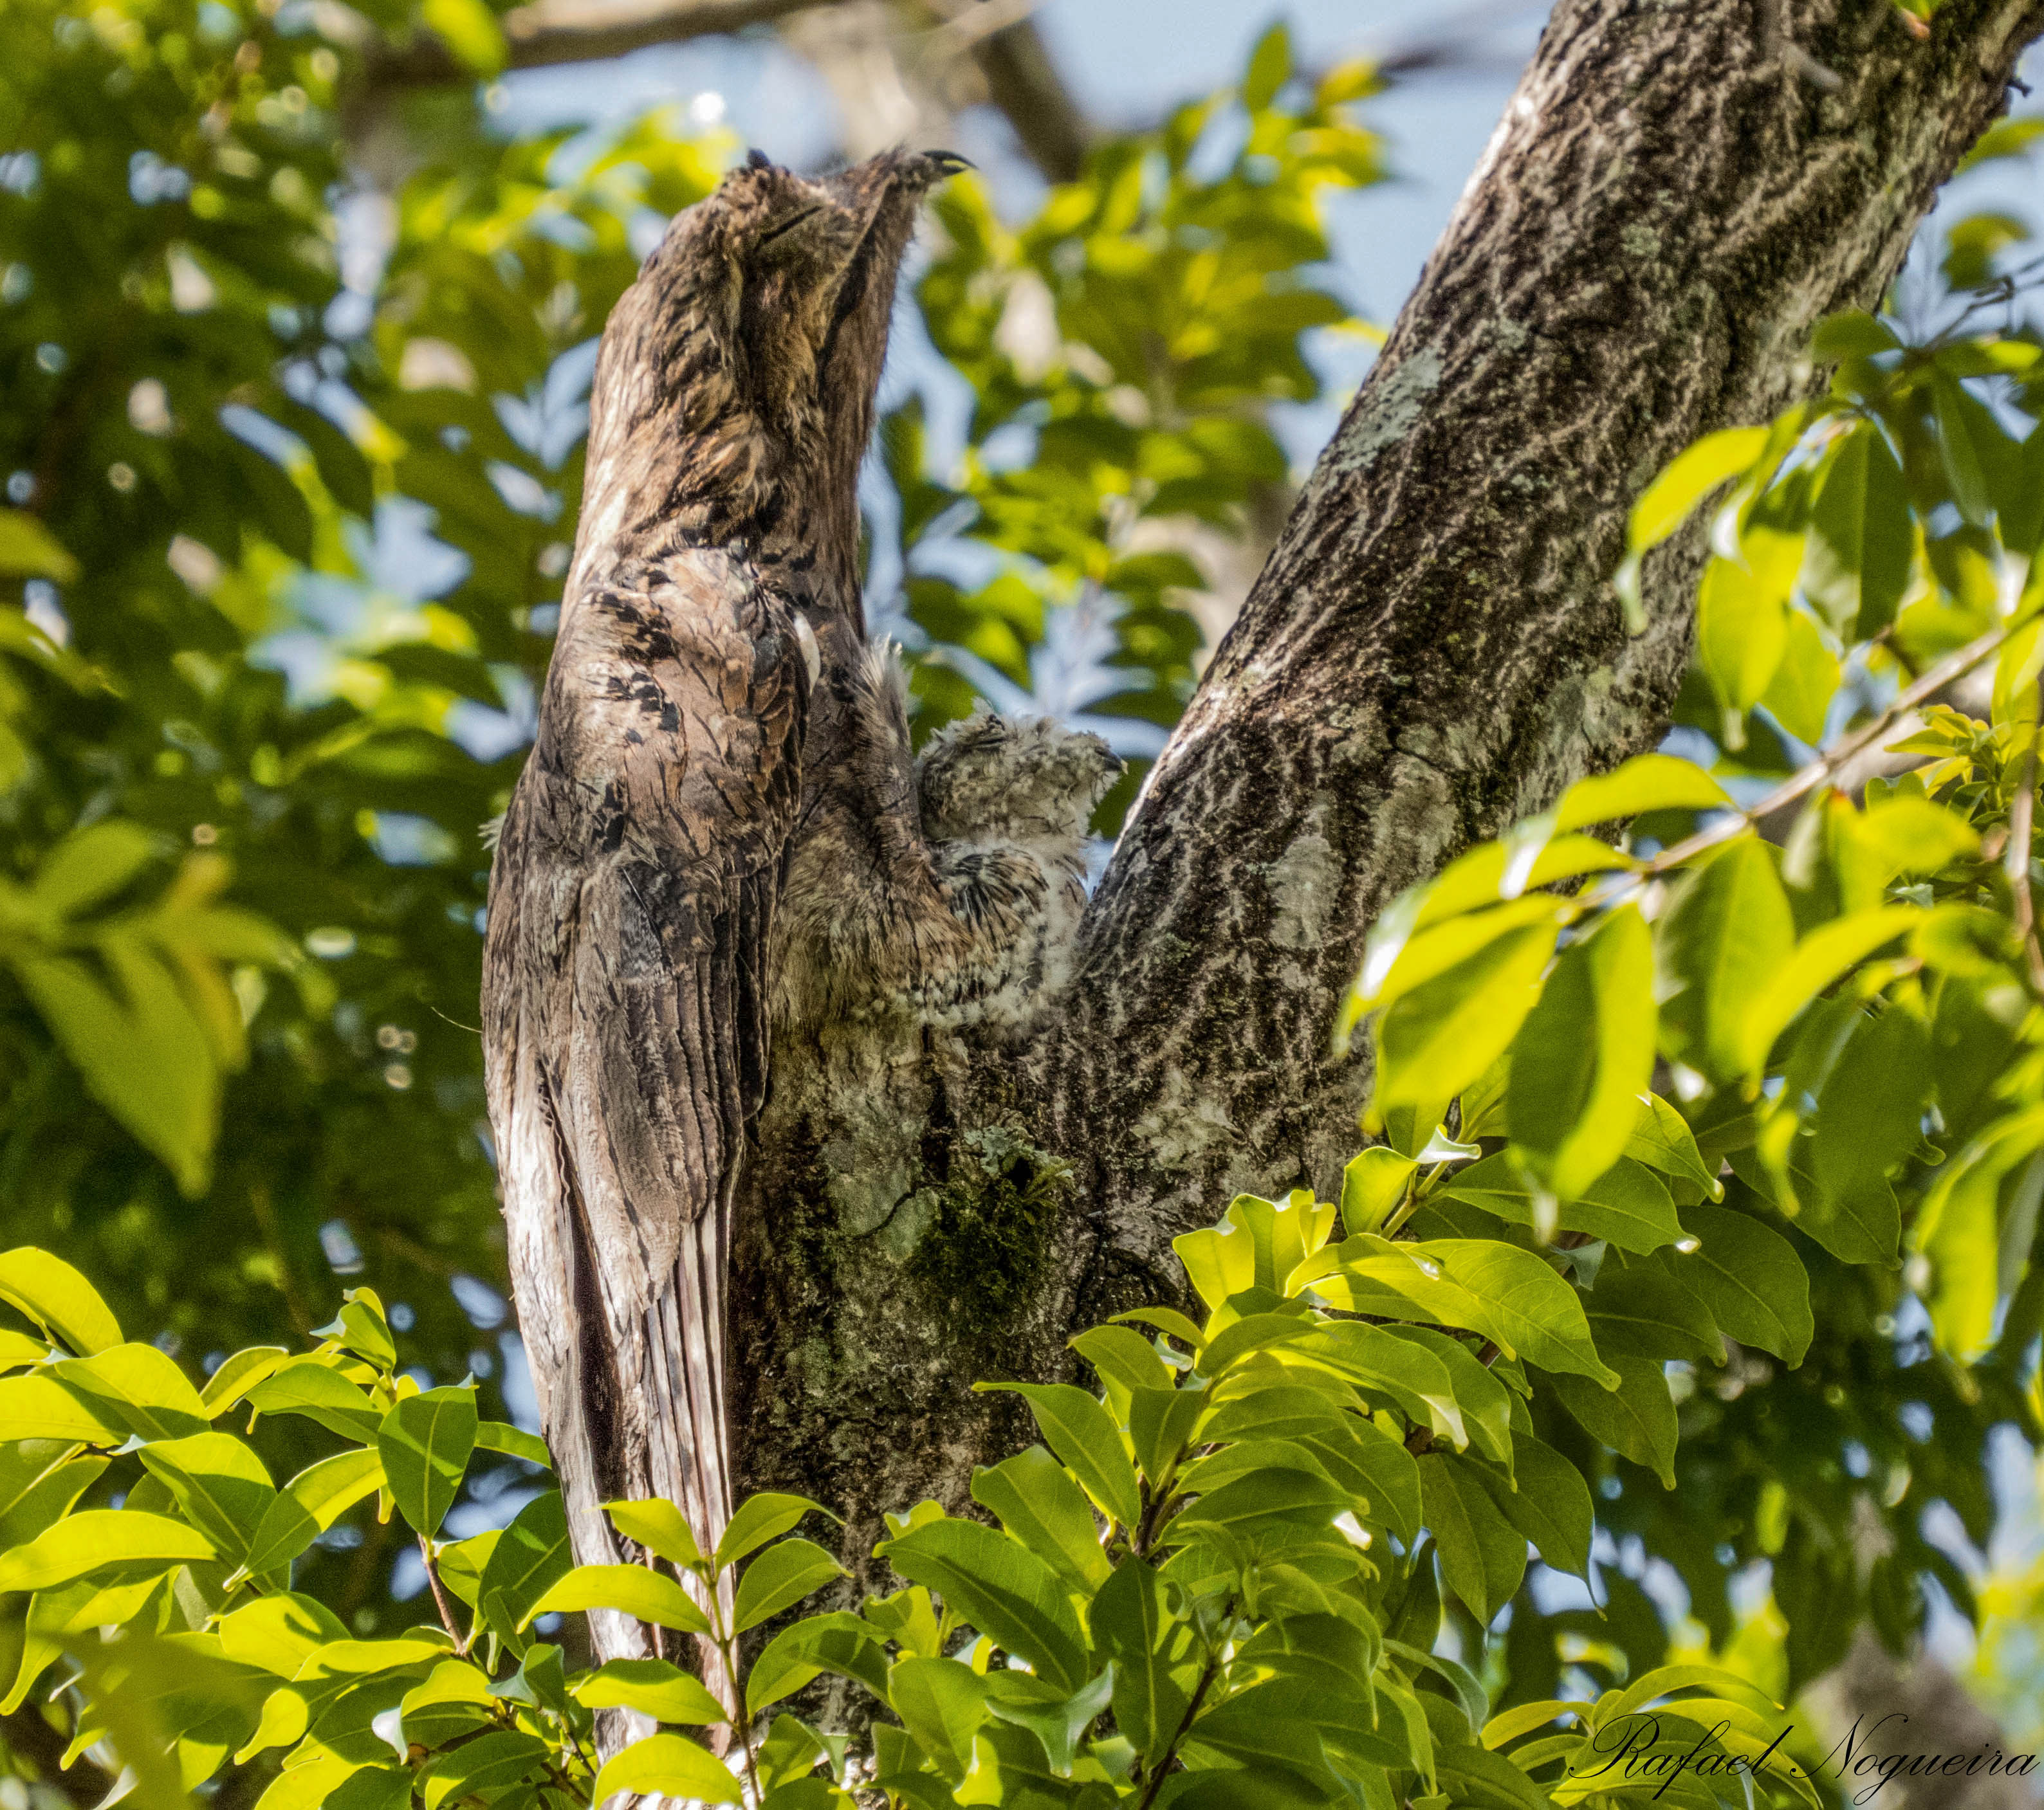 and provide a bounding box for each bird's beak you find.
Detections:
[923,150,974,179]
